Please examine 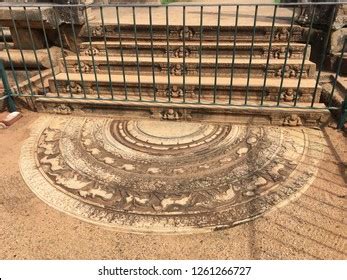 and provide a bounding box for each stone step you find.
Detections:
[62,56,316,79]
[48,73,321,103]
[81,23,305,43]
[35,96,329,127]
[80,41,310,60]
